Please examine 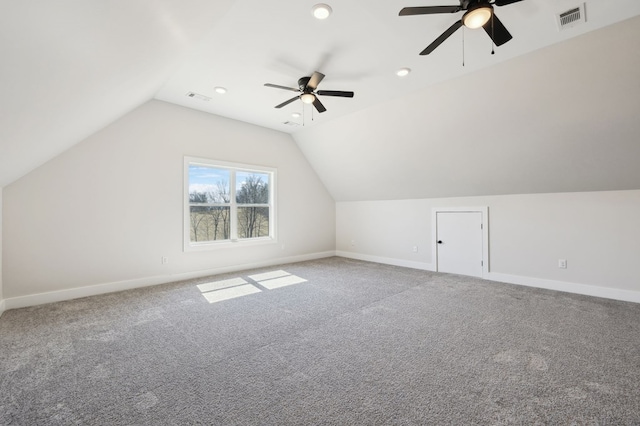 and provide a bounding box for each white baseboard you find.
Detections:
[335,252,640,304]
[3,251,336,311]
[335,251,435,272]
[5,250,638,312]
[487,272,640,304]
